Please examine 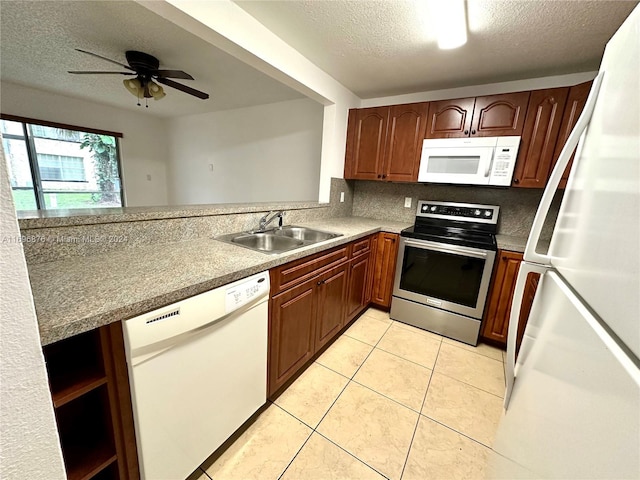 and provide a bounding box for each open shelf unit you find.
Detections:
[43,324,139,480]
